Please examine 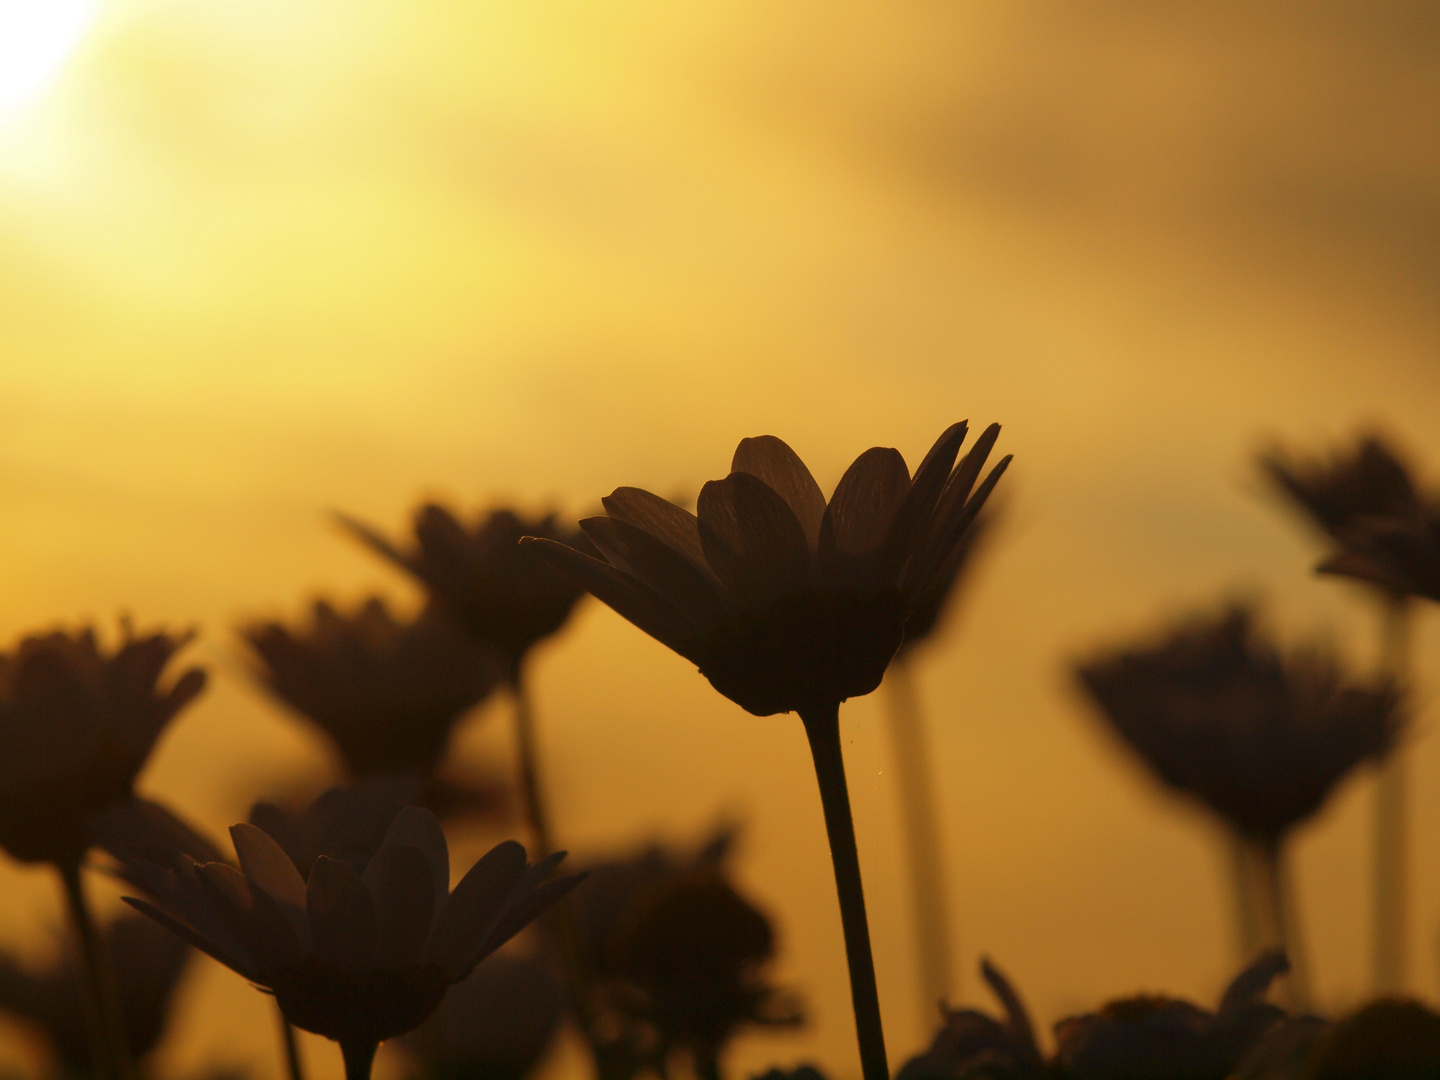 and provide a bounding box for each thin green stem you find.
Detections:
[339,1040,377,1080]
[884,658,955,1017]
[277,1007,306,1080]
[800,702,888,1080]
[58,860,134,1080]
[1372,594,1410,994]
